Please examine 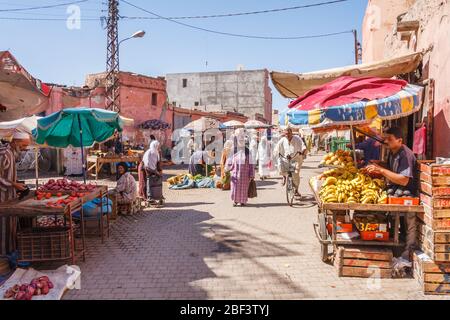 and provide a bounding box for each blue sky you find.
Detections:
[1,0,367,109]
